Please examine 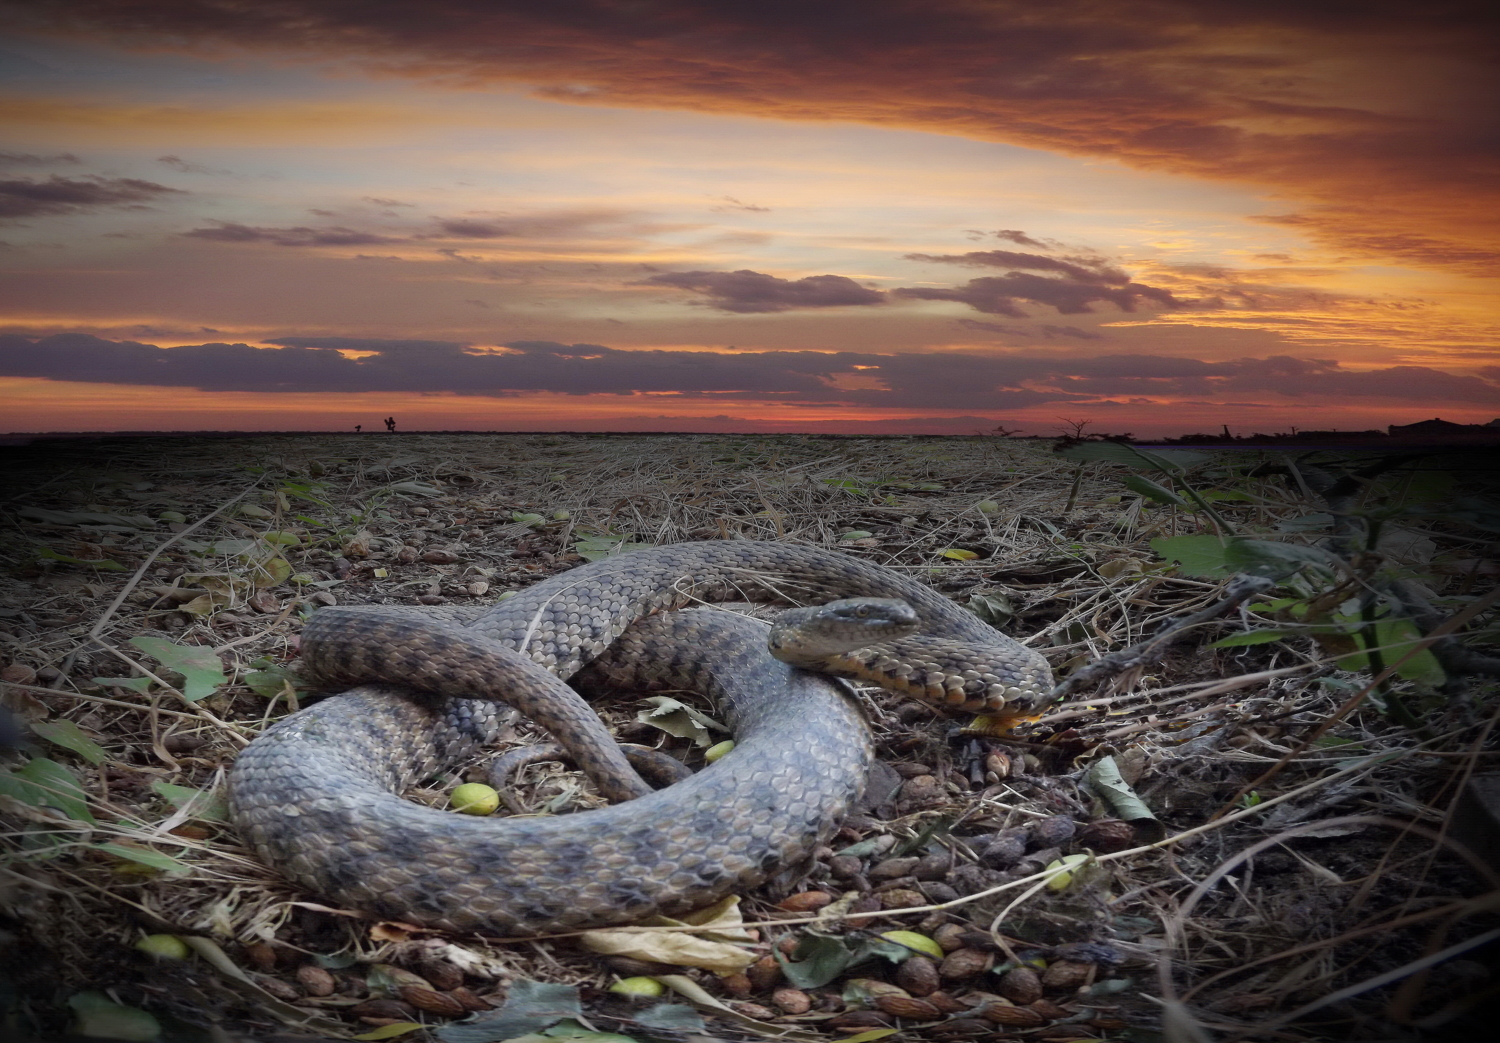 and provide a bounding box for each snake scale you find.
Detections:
[229,541,1053,934]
